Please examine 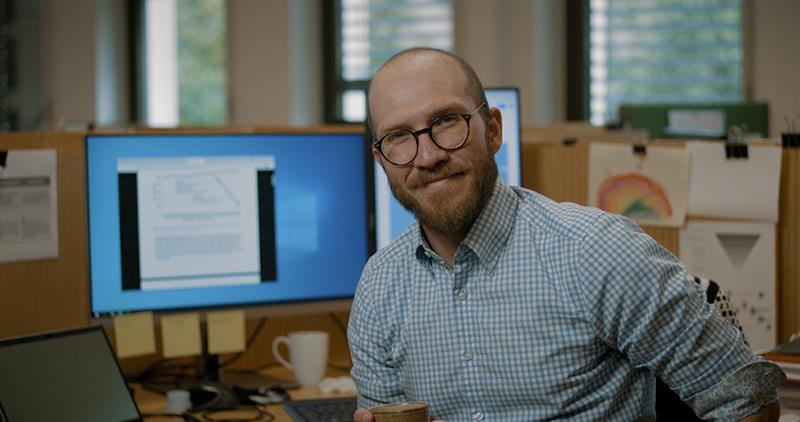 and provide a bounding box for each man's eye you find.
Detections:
[434,114,460,127]
[383,131,412,143]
